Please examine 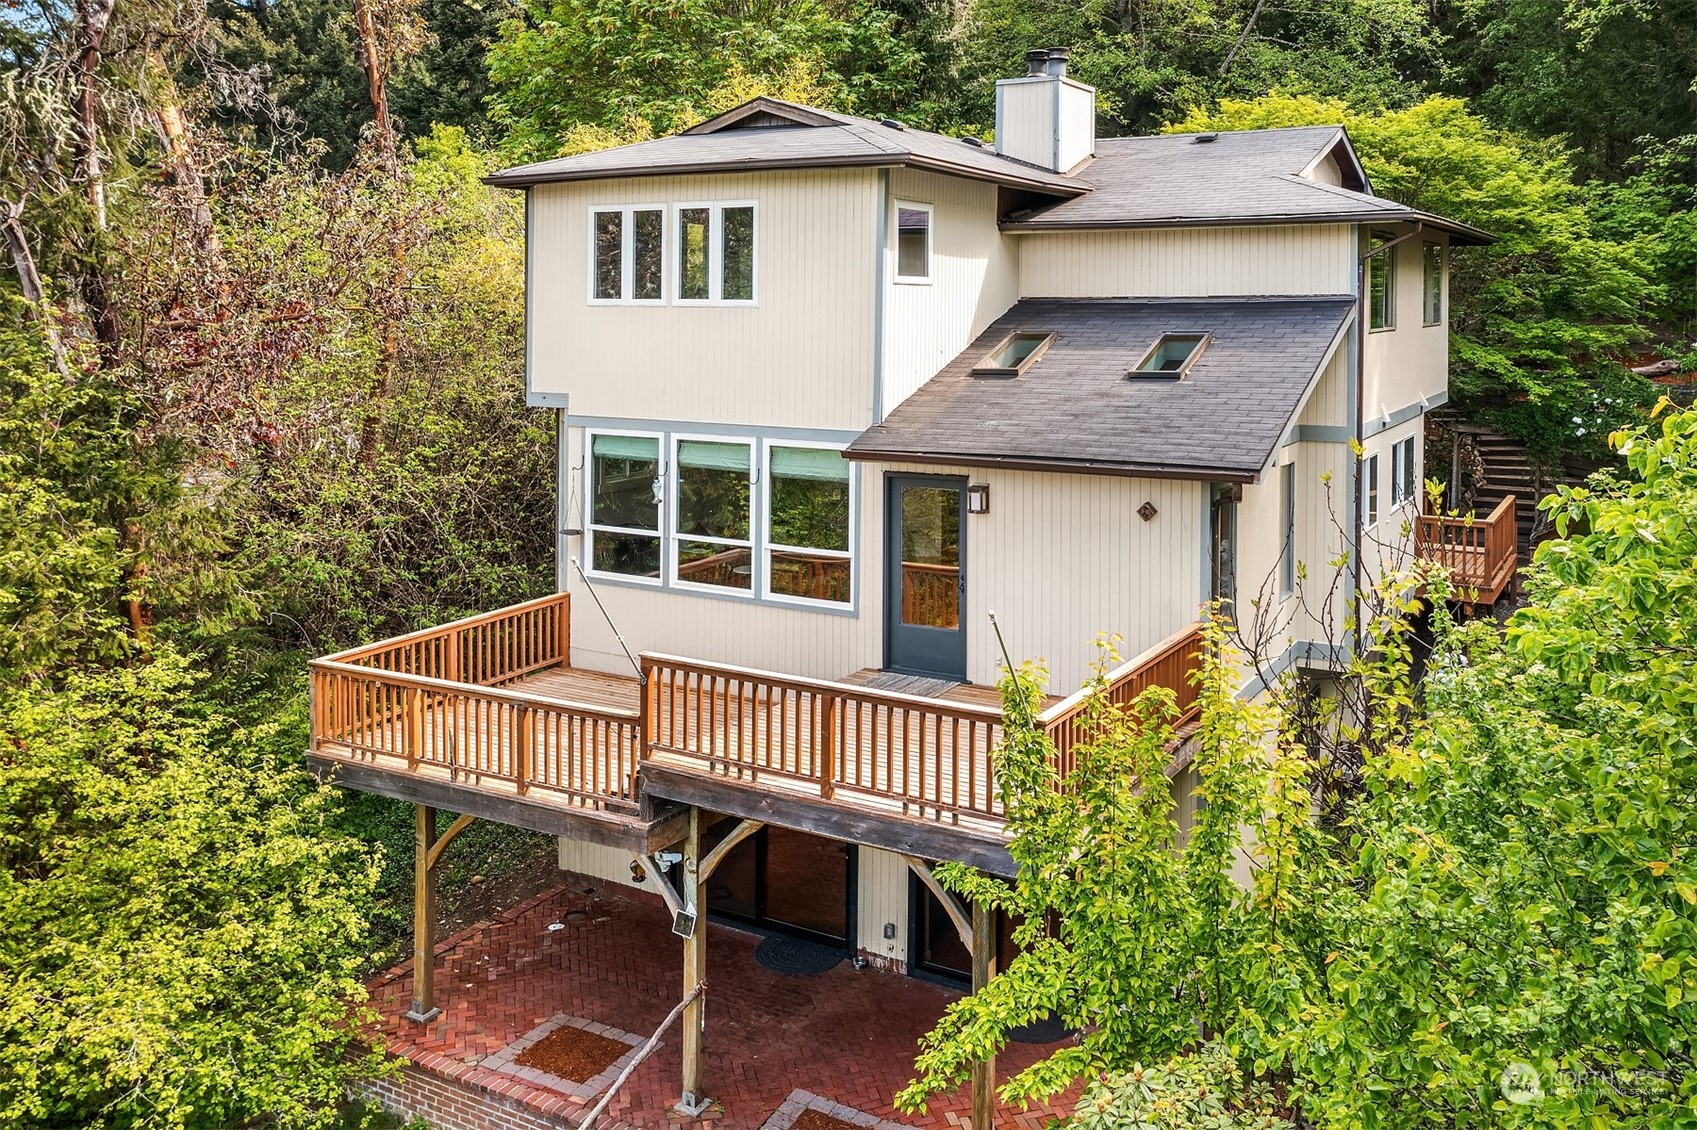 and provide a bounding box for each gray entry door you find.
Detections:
[885,475,967,680]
